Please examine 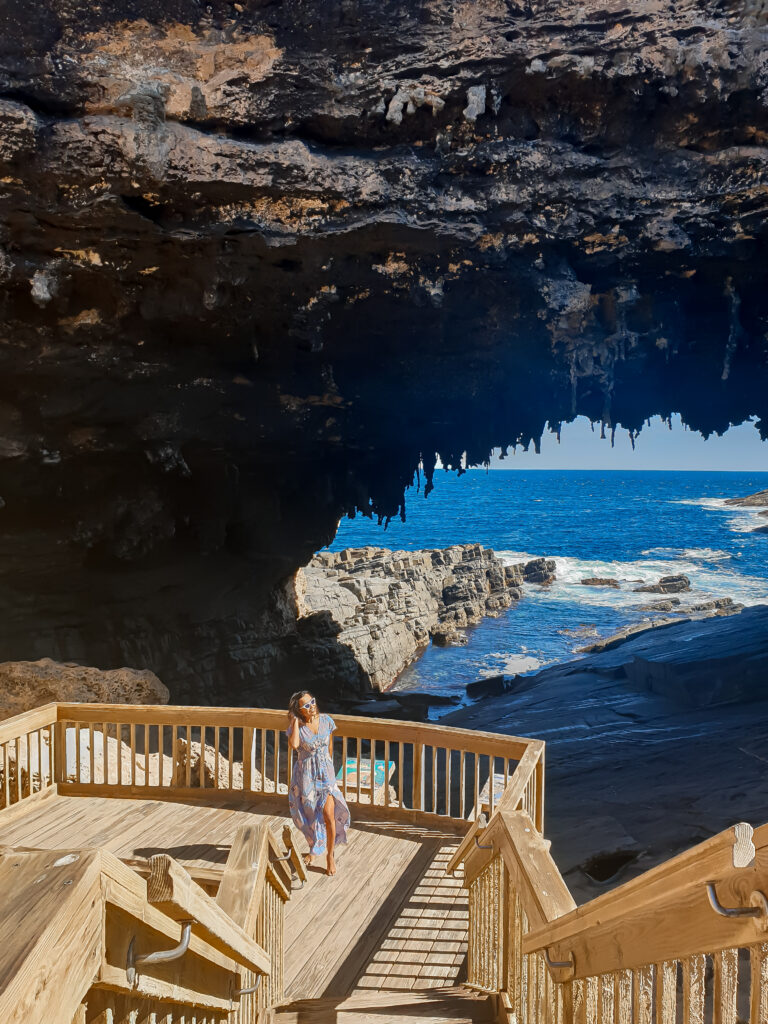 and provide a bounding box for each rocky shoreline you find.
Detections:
[295,544,556,693]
